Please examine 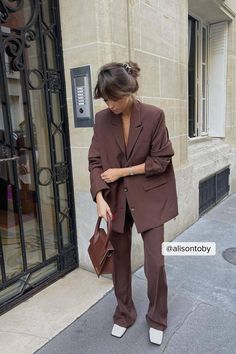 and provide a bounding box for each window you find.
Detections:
[188,14,228,139]
[208,21,228,137]
[201,25,208,133]
[188,16,209,138]
[188,16,197,137]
